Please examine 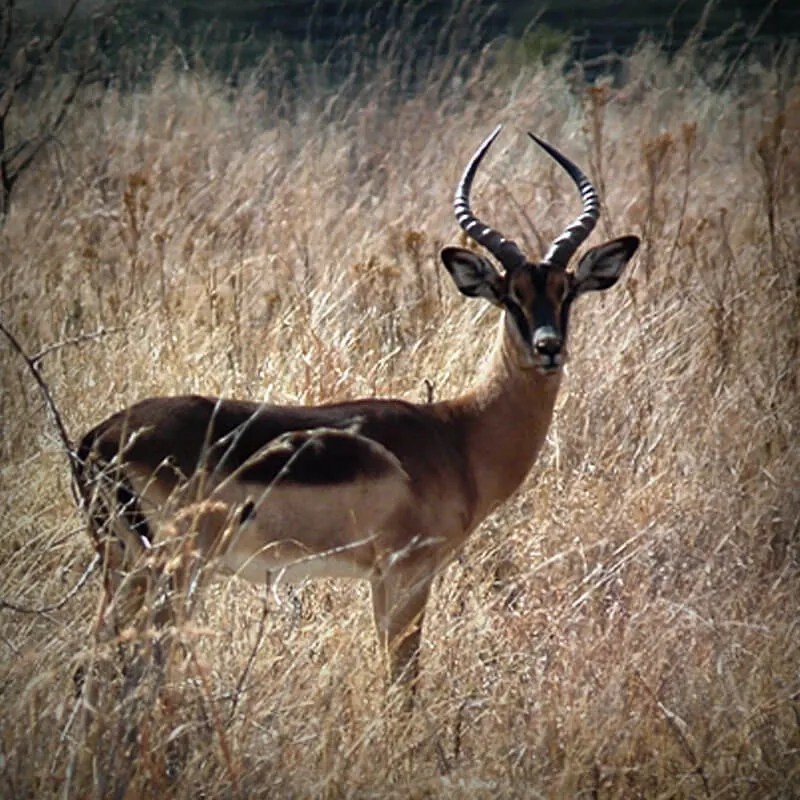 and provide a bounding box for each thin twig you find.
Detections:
[420,705,451,775]
[0,314,100,519]
[0,553,100,614]
[0,319,101,612]
[30,323,128,366]
[228,591,270,724]
[187,647,243,798]
[634,670,711,798]
[719,0,781,92]
[0,318,80,478]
